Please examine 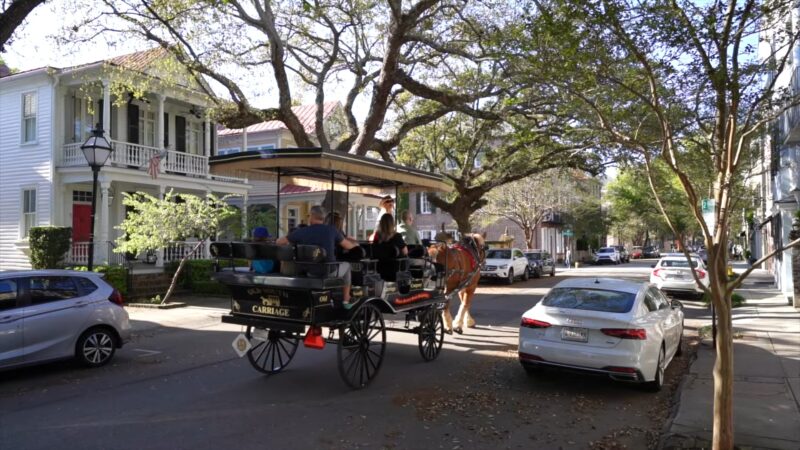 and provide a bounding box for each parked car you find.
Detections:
[481,248,530,284]
[643,246,661,258]
[630,246,644,259]
[518,277,684,391]
[0,270,131,371]
[524,250,556,278]
[593,247,621,264]
[613,246,630,263]
[697,247,708,265]
[649,254,709,299]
